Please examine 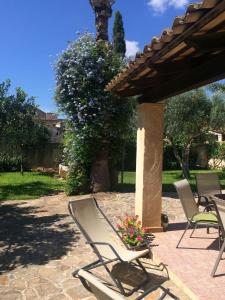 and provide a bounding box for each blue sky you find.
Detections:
[0,0,195,112]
